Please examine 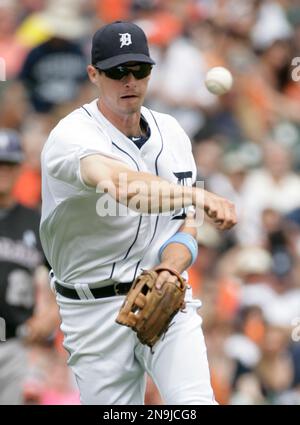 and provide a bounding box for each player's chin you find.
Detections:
[119,97,142,112]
